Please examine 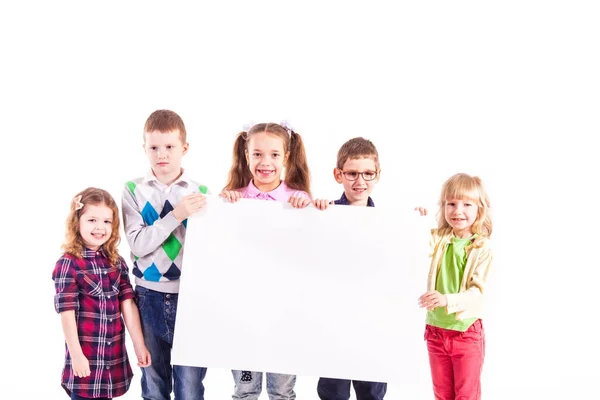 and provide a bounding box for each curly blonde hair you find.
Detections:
[62,187,121,266]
